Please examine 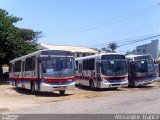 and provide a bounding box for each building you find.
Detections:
[37,43,98,58]
[2,64,9,73]
[126,39,159,59]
